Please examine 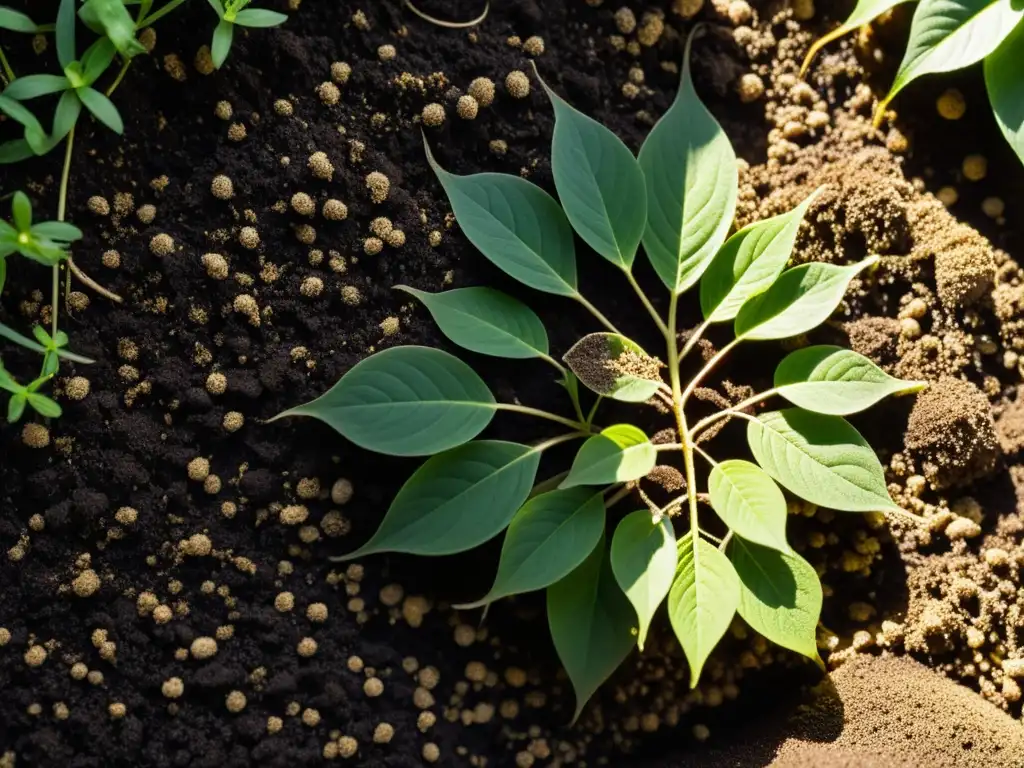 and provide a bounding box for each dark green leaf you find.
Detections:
[638,29,737,294]
[80,38,118,84]
[271,346,496,456]
[11,191,31,231]
[233,8,288,26]
[79,87,124,134]
[563,332,663,403]
[52,90,83,143]
[668,532,740,687]
[610,510,676,651]
[396,286,549,360]
[211,19,234,68]
[729,538,823,666]
[56,0,77,69]
[548,535,636,723]
[774,345,926,415]
[3,74,71,101]
[0,95,45,135]
[735,256,877,341]
[457,488,606,608]
[747,407,901,513]
[335,441,541,560]
[425,138,578,297]
[561,424,656,488]
[0,139,34,163]
[985,20,1024,167]
[78,0,147,58]
[708,459,789,553]
[536,67,647,270]
[0,6,39,33]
